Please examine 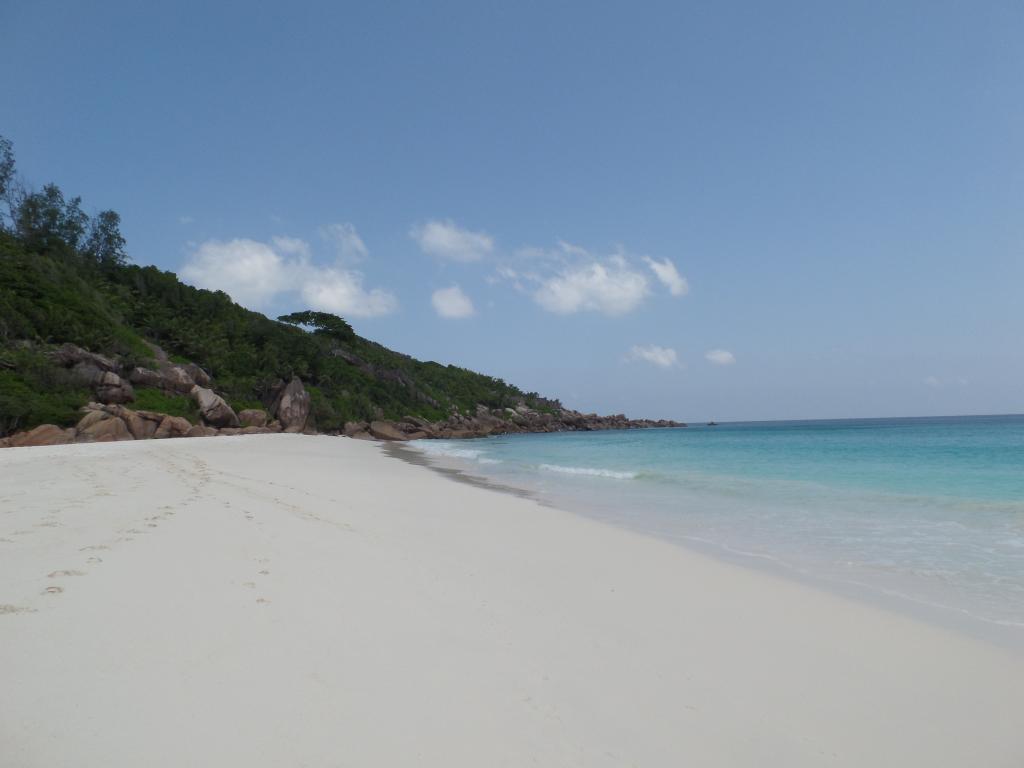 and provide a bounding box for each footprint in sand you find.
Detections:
[242,581,256,589]
[258,569,270,576]
[48,569,85,578]
[256,597,270,605]
[80,544,109,552]
[0,604,36,615]
[86,556,103,564]
[44,586,63,595]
